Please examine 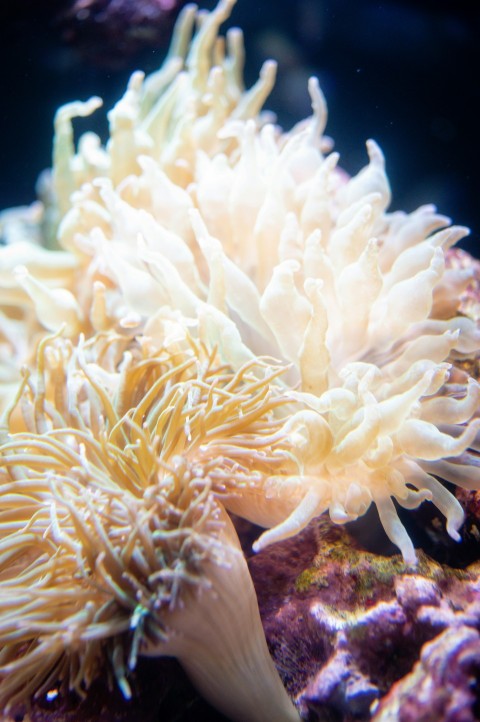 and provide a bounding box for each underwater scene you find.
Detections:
[0,1,479,721]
